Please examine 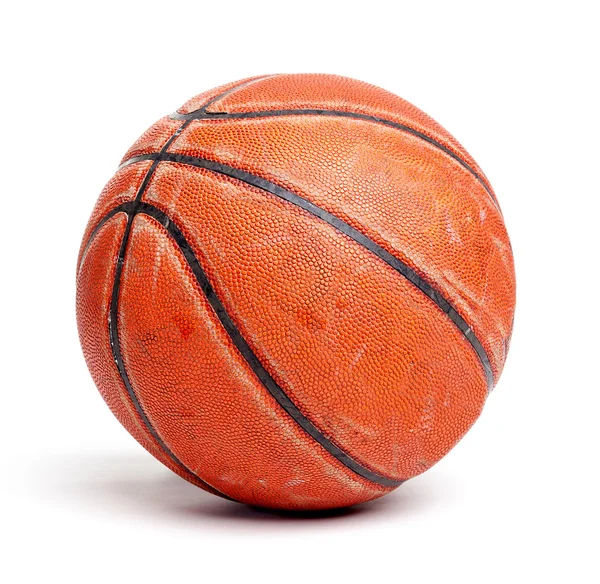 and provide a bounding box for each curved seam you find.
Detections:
[82,79,283,262]
[168,107,497,207]
[118,151,495,389]
[136,202,403,488]
[99,81,276,501]
[119,153,161,170]
[191,75,283,114]
[107,211,230,499]
[78,205,133,274]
